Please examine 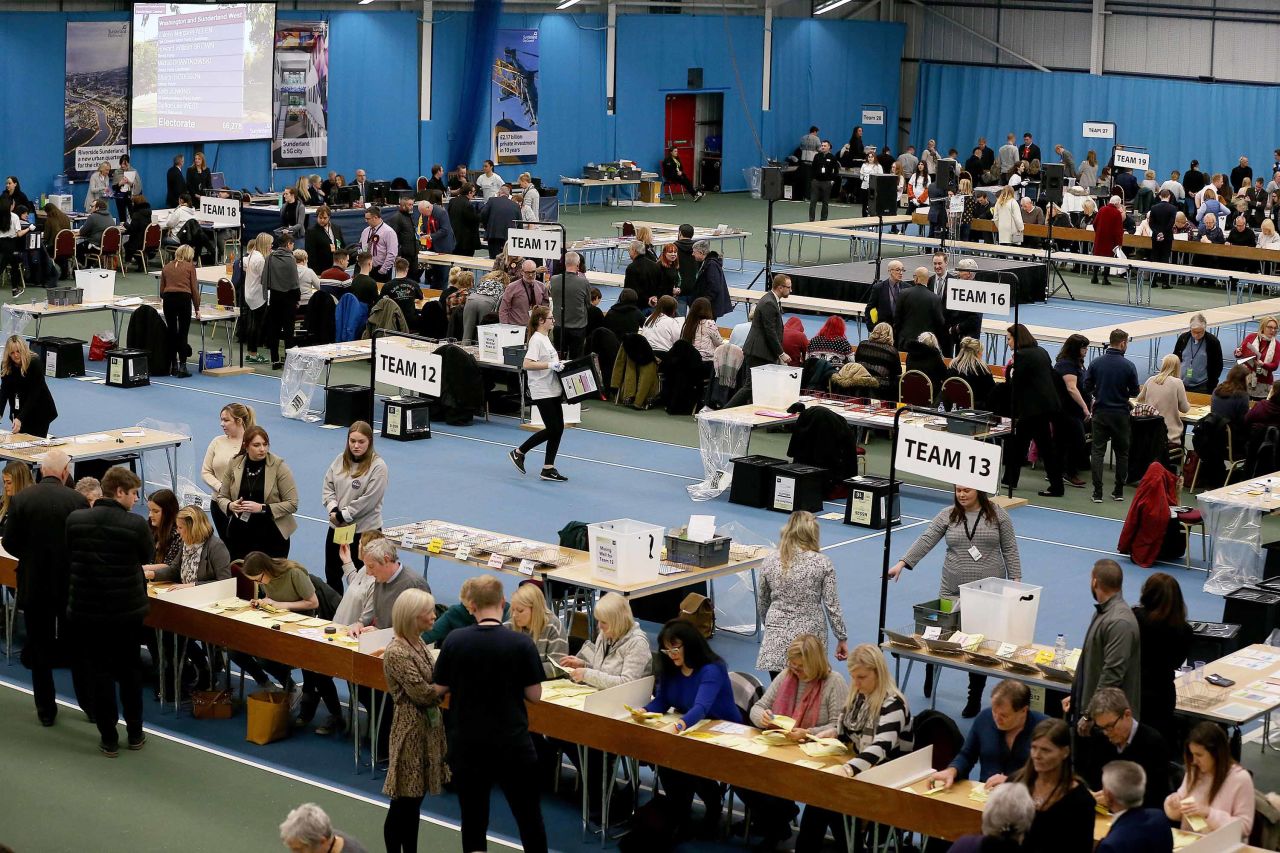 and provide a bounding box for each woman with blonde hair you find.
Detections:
[0,460,33,533]
[946,336,995,409]
[854,321,901,400]
[994,185,1024,245]
[796,644,913,851]
[202,403,255,540]
[243,231,274,362]
[0,335,56,436]
[1261,218,1280,251]
[1235,314,1280,399]
[382,587,448,853]
[321,420,388,592]
[741,634,848,850]
[560,592,652,688]
[755,510,847,677]
[1138,353,1191,442]
[152,504,230,586]
[504,582,568,678]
